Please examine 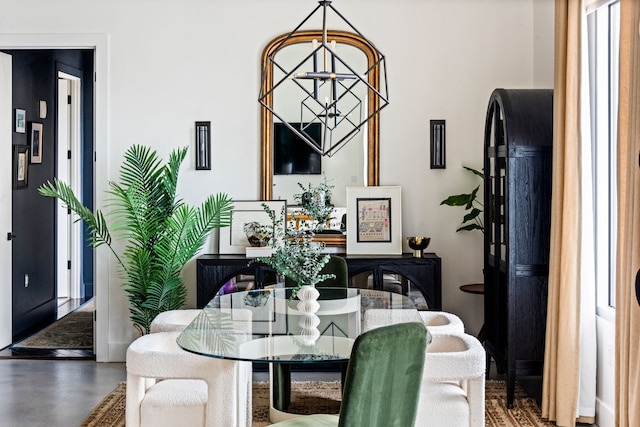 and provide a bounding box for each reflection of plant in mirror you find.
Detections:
[294,178,335,230]
[440,166,484,233]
